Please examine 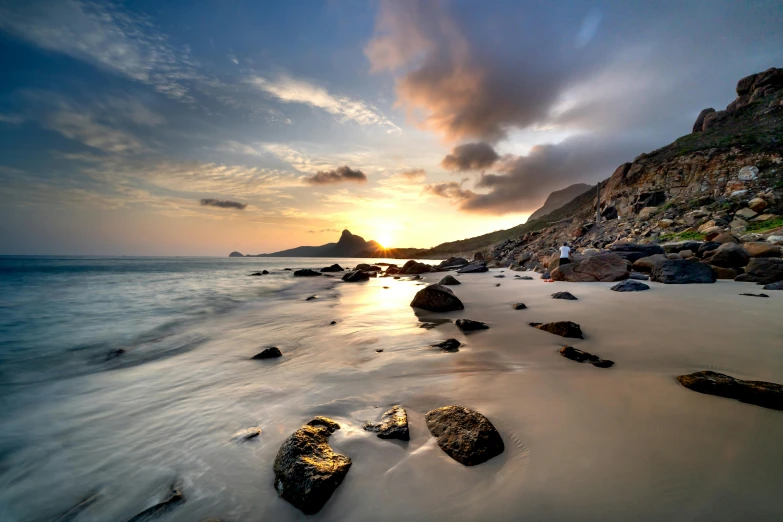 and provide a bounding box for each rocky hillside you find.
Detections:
[528,183,593,221]
[416,68,783,275]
